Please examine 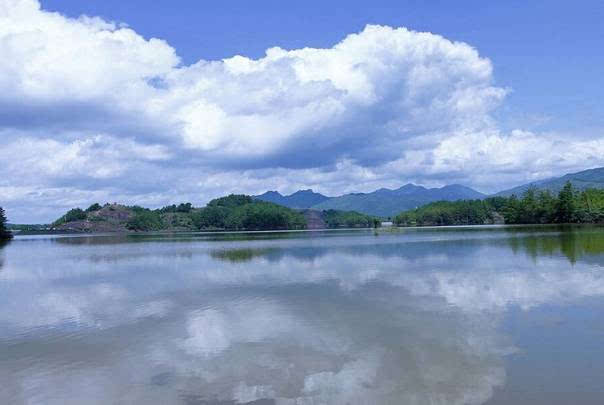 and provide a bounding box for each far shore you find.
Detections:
[8,222,601,238]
